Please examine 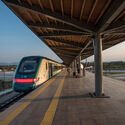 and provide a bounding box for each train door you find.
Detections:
[48,63,52,79]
